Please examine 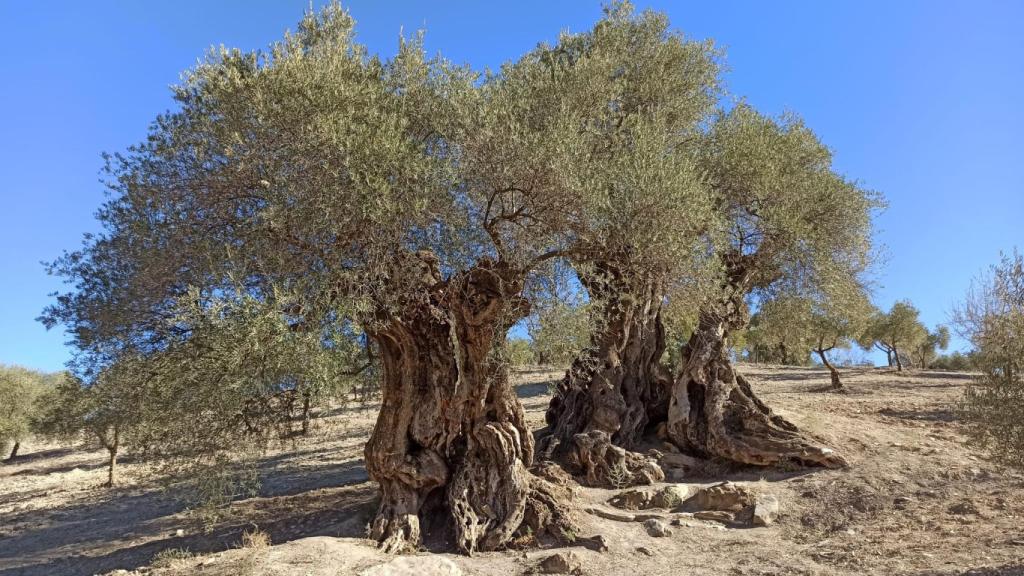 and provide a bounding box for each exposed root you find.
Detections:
[569,430,664,488]
[668,360,848,469]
